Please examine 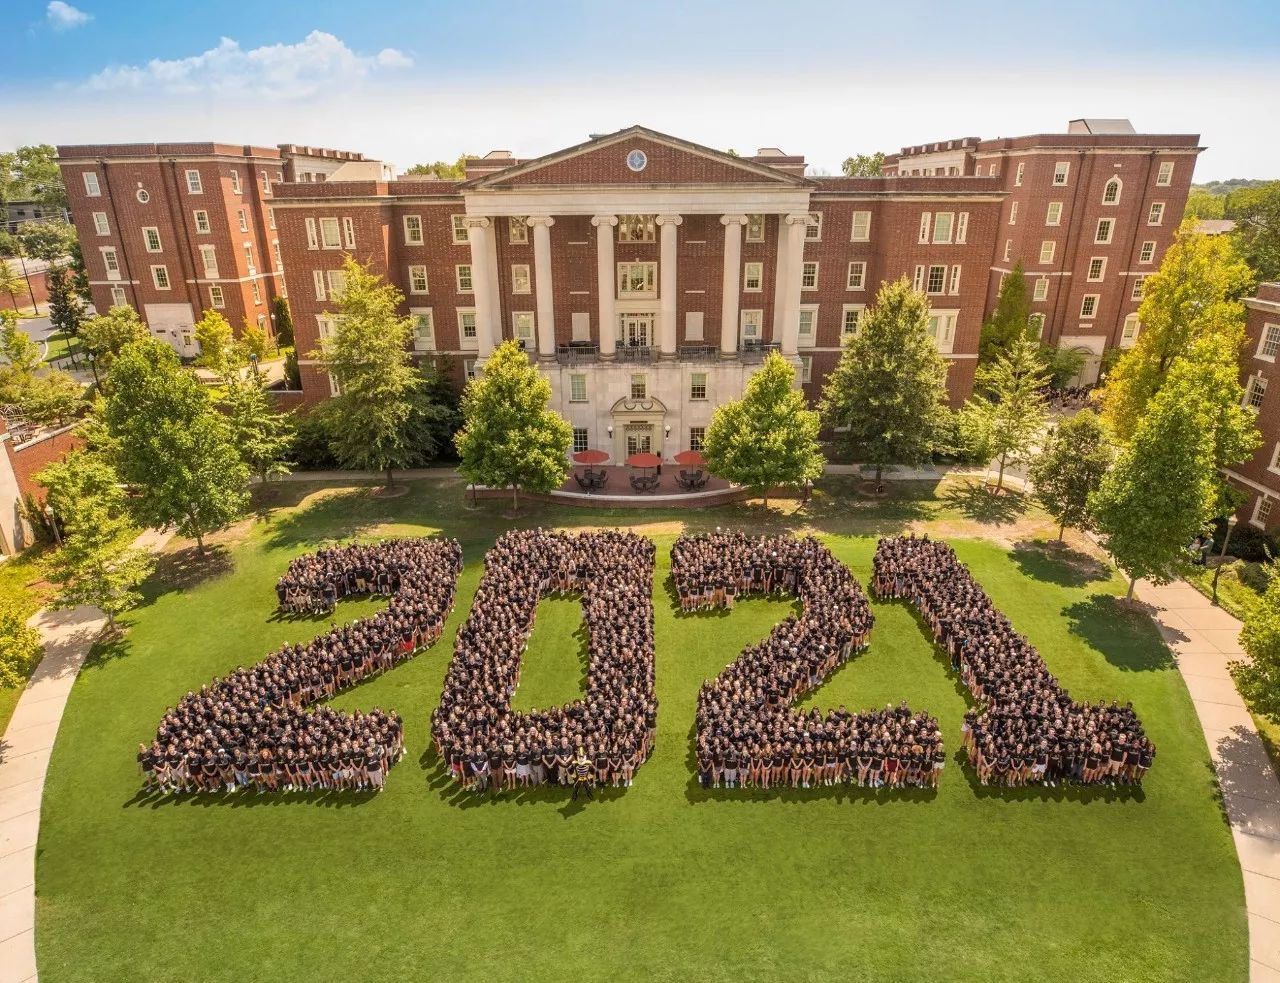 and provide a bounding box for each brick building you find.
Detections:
[55,142,380,355]
[1226,282,1280,532]
[886,119,1203,383]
